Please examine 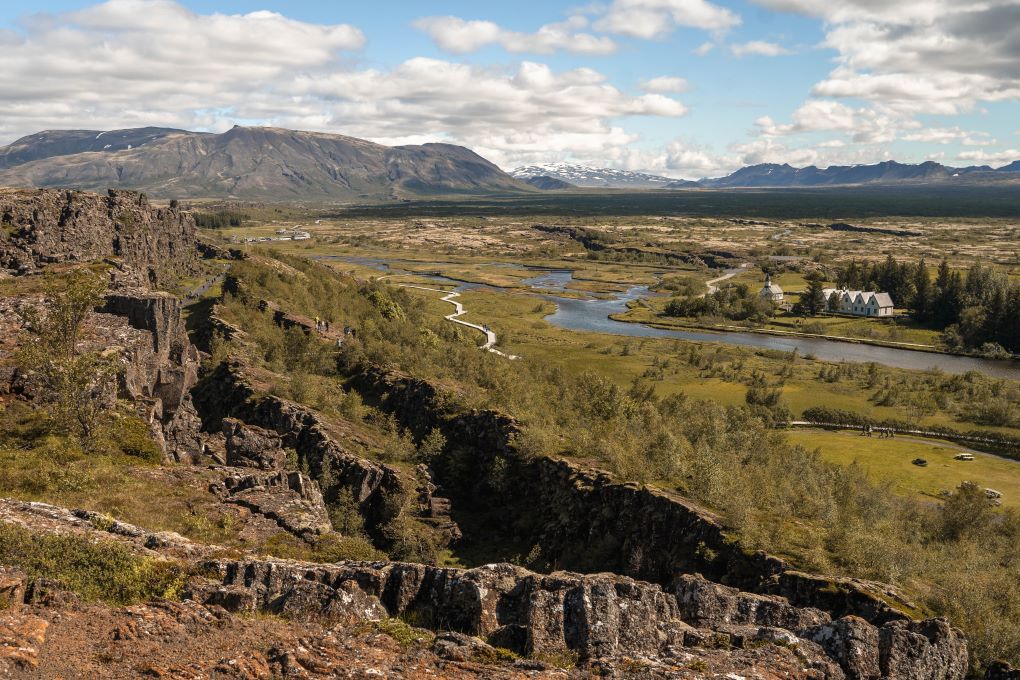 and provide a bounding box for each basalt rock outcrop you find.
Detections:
[0,188,198,286]
[210,468,332,540]
[349,367,935,628]
[101,291,203,462]
[0,188,204,461]
[200,551,960,678]
[194,360,459,547]
[0,289,204,462]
